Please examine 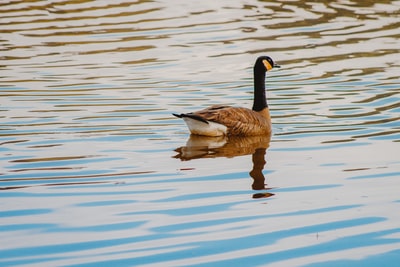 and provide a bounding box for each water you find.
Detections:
[1,0,399,266]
